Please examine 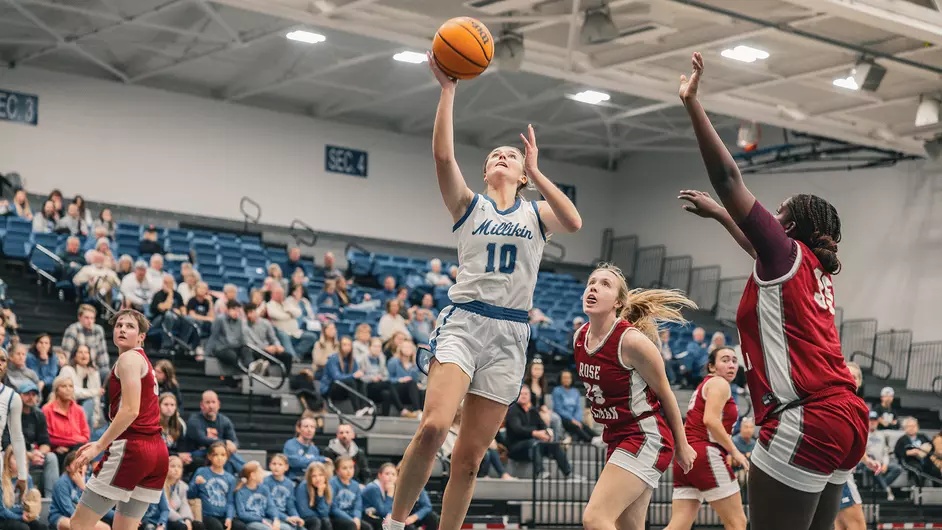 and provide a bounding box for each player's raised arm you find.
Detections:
[679,53,755,222]
[520,125,581,234]
[621,330,695,474]
[427,51,474,223]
